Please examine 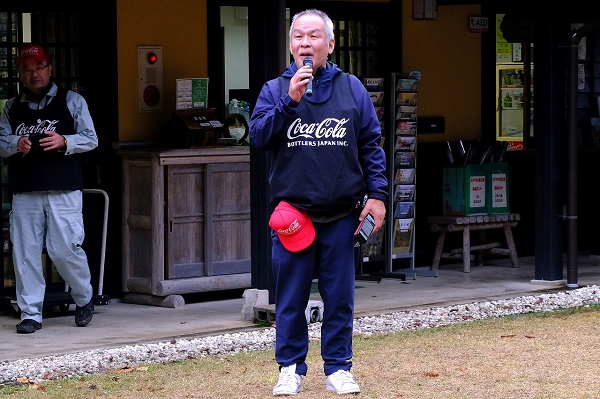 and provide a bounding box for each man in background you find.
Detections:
[0,43,98,334]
